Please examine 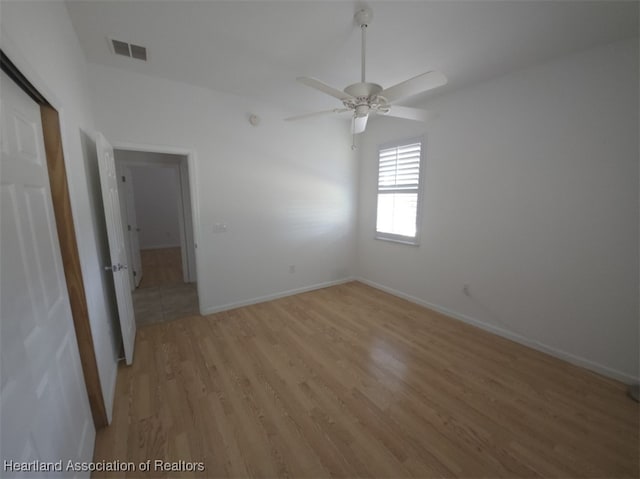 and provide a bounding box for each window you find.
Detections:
[375,139,423,244]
